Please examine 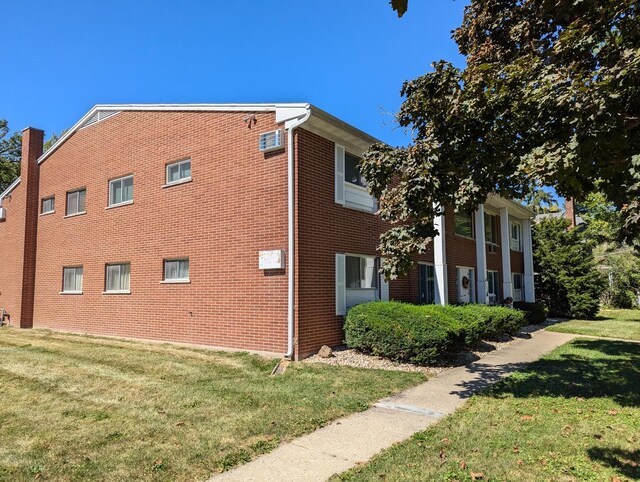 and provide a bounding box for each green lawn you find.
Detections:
[0,328,425,481]
[334,339,640,482]
[547,308,640,341]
